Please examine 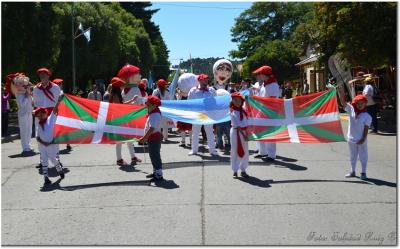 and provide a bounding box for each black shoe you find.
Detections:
[146,173,155,179]
[254,154,266,159]
[59,171,65,179]
[179,143,185,147]
[66,145,72,151]
[44,177,52,185]
[264,157,275,162]
[36,163,42,169]
[233,172,238,178]
[240,171,250,178]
